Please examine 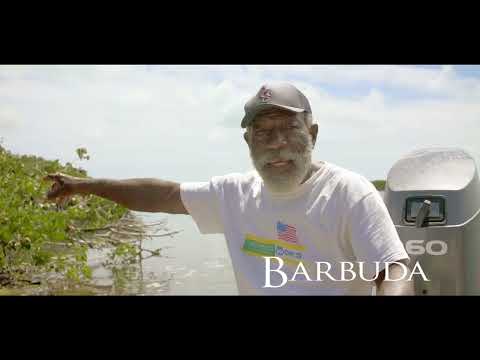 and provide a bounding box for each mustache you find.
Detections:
[253,149,300,168]
[251,133,313,170]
